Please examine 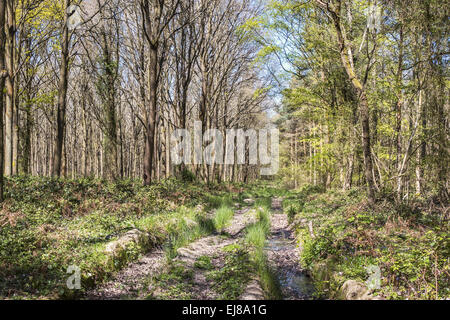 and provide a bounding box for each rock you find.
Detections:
[340,280,383,300]
[234,203,241,208]
[243,199,255,206]
[105,229,149,256]
[341,280,367,300]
